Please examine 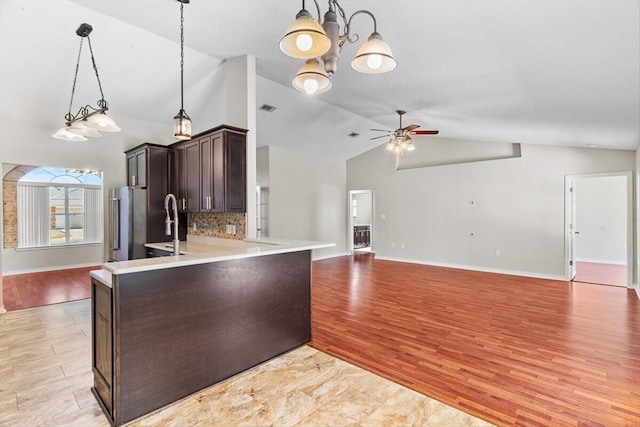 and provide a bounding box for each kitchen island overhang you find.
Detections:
[90,238,333,427]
